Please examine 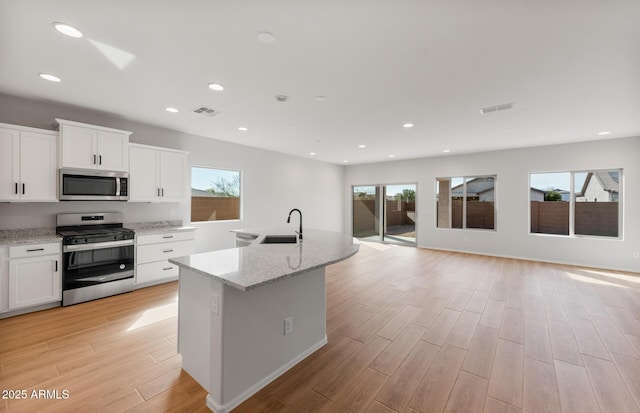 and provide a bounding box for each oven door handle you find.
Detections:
[74,271,134,283]
[63,239,134,252]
